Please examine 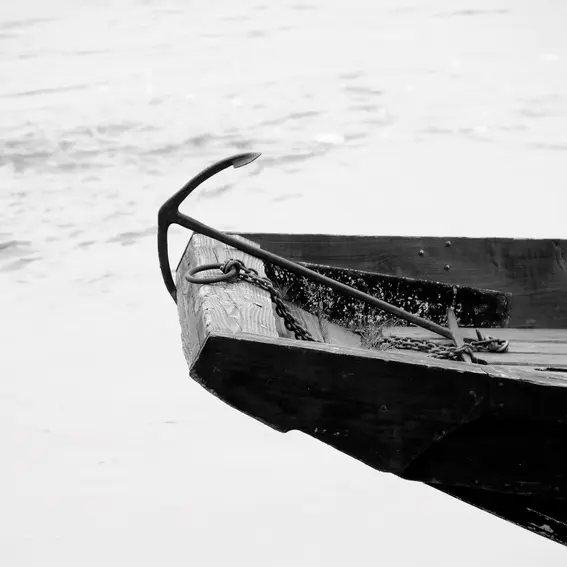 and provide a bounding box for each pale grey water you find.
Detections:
[1,1,567,565]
